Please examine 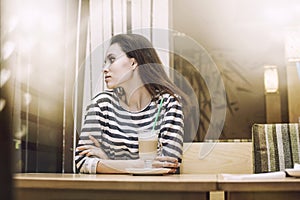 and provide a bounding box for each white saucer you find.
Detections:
[125,168,170,175]
[285,169,300,177]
